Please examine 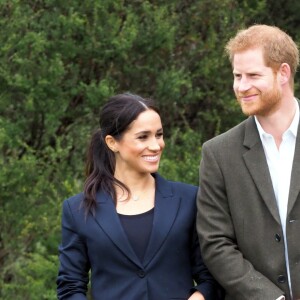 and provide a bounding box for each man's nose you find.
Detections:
[237,76,251,92]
